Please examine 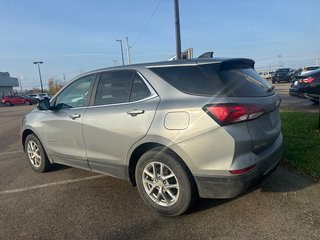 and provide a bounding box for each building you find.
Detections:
[0,72,19,96]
